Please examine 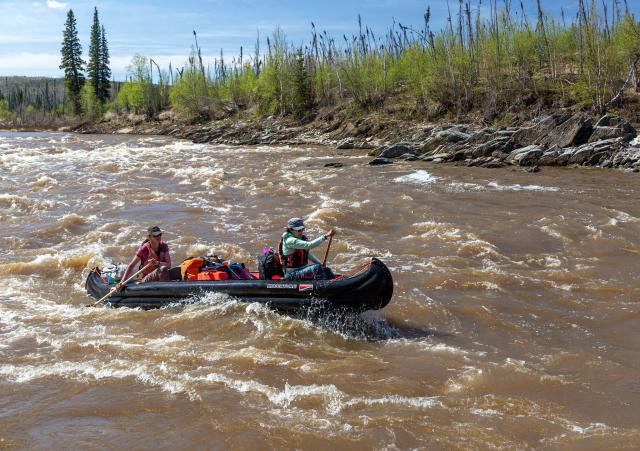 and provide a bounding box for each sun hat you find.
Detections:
[286,218,305,231]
